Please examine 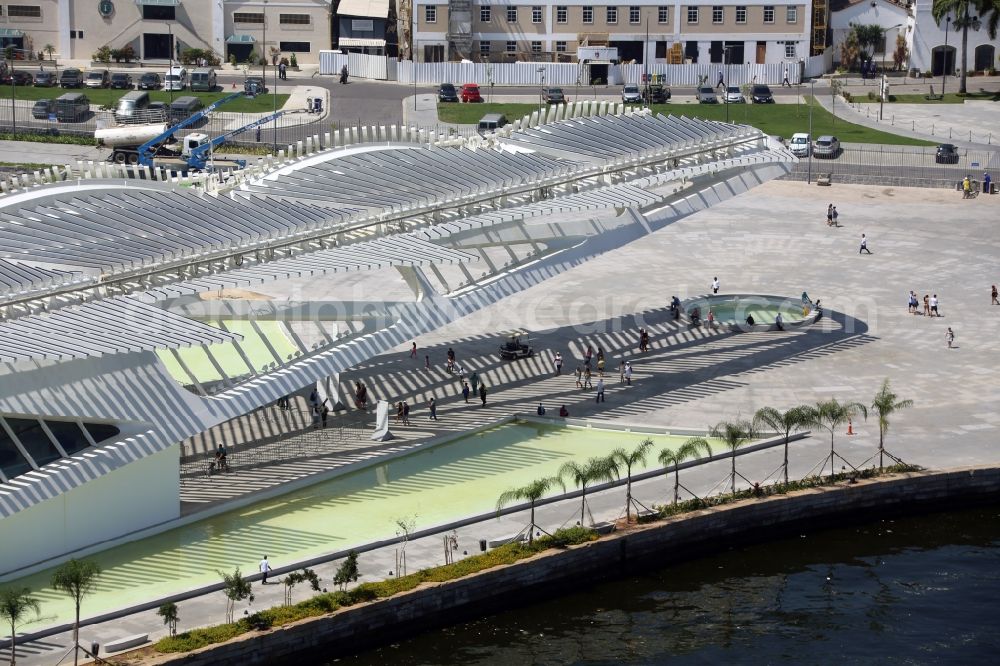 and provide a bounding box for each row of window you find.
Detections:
[0,416,119,482]
[430,5,798,26]
[2,4,42,18]
[233,13,312,25]
[476,40,797,59]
